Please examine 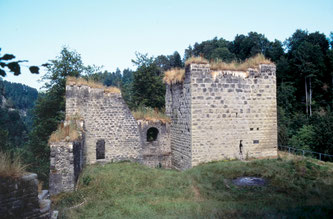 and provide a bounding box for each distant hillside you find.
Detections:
[0,79,38,110]
[53,153,333,218]
[0,79,39,151]
[0,79,38,129]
